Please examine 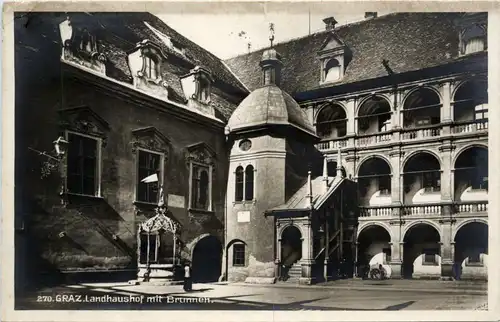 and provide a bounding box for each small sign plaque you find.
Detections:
[237,211,250,223]
[168,194,185,208]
